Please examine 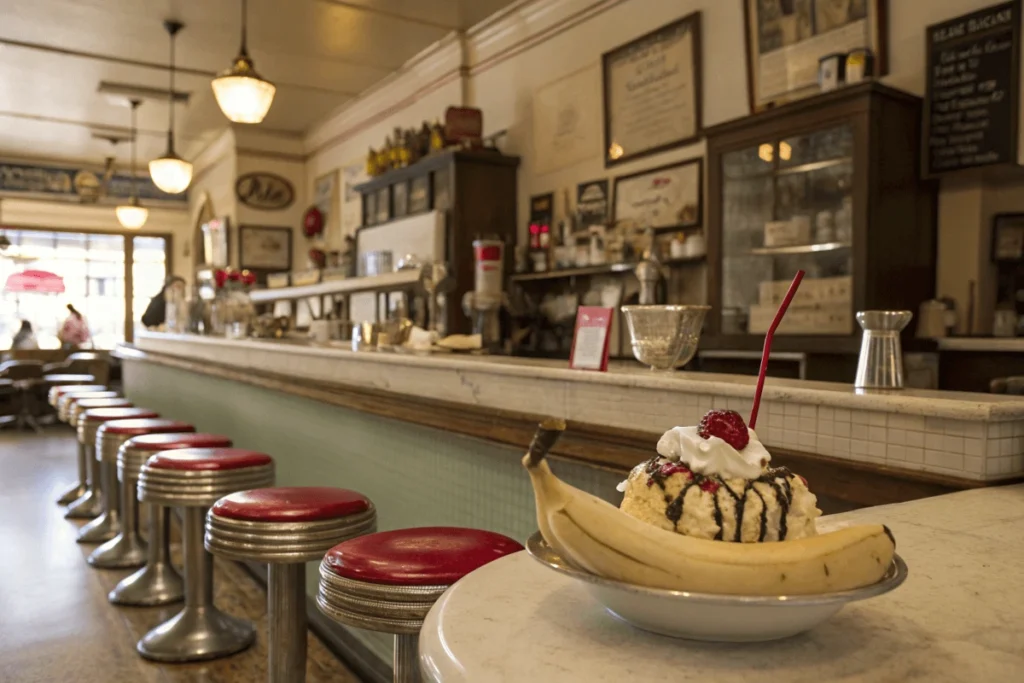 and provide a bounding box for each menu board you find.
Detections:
[924,1,1021,175]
